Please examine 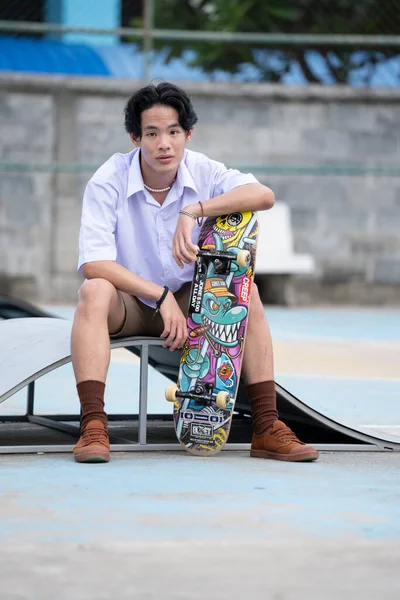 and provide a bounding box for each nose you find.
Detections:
[158,134,171,151]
